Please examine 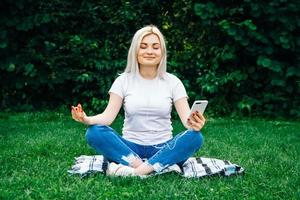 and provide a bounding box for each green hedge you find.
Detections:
[1,0,299,118]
